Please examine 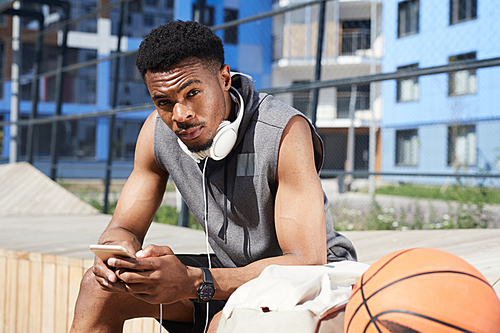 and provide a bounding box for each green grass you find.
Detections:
[375,183,500,204]
[153,205,203,230]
